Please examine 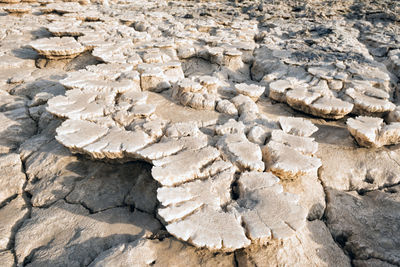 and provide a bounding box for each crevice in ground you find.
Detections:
[233,250,239,267]
[317,166,354,262]
[11,152,34,267]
